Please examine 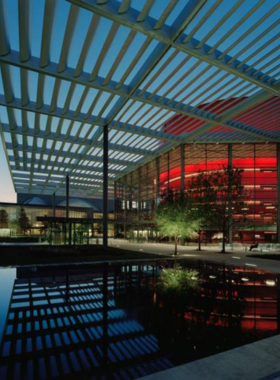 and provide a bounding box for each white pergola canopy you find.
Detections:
[0,0,279,198]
